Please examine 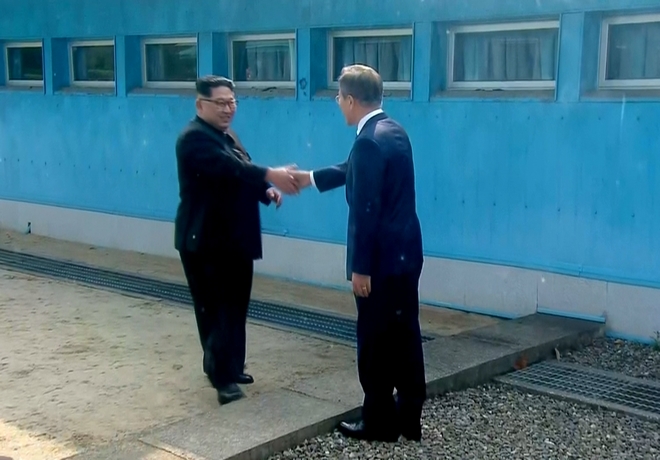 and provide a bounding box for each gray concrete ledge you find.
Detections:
[120,313,604,460]
[138,389,361,460]
[423,313,604,396]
